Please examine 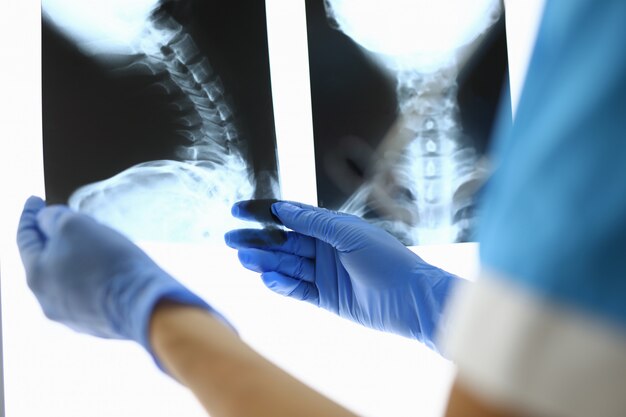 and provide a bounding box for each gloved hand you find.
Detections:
[225,201,461,353]
[16,196,227,364]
